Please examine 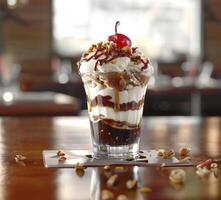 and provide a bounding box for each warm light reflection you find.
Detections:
[53,117,90,131]
[90,169,100,200]
[206,118,220,157]
[52,117,91,150]
[208,173,220,198]
[0,119,5,200]
[56,169,91,200]
[151,118,168,148]
[176,117,200,154]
